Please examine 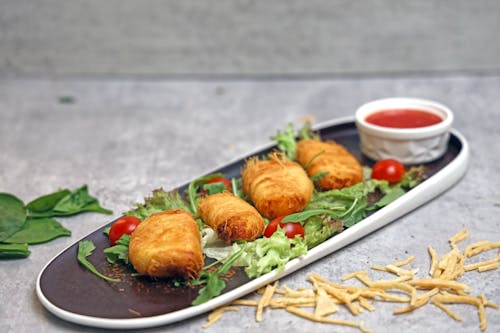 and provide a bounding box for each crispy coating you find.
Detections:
[242,154,314,219]
[296,139,363,190]
[198,192,264,243]
[129,209,203,279]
